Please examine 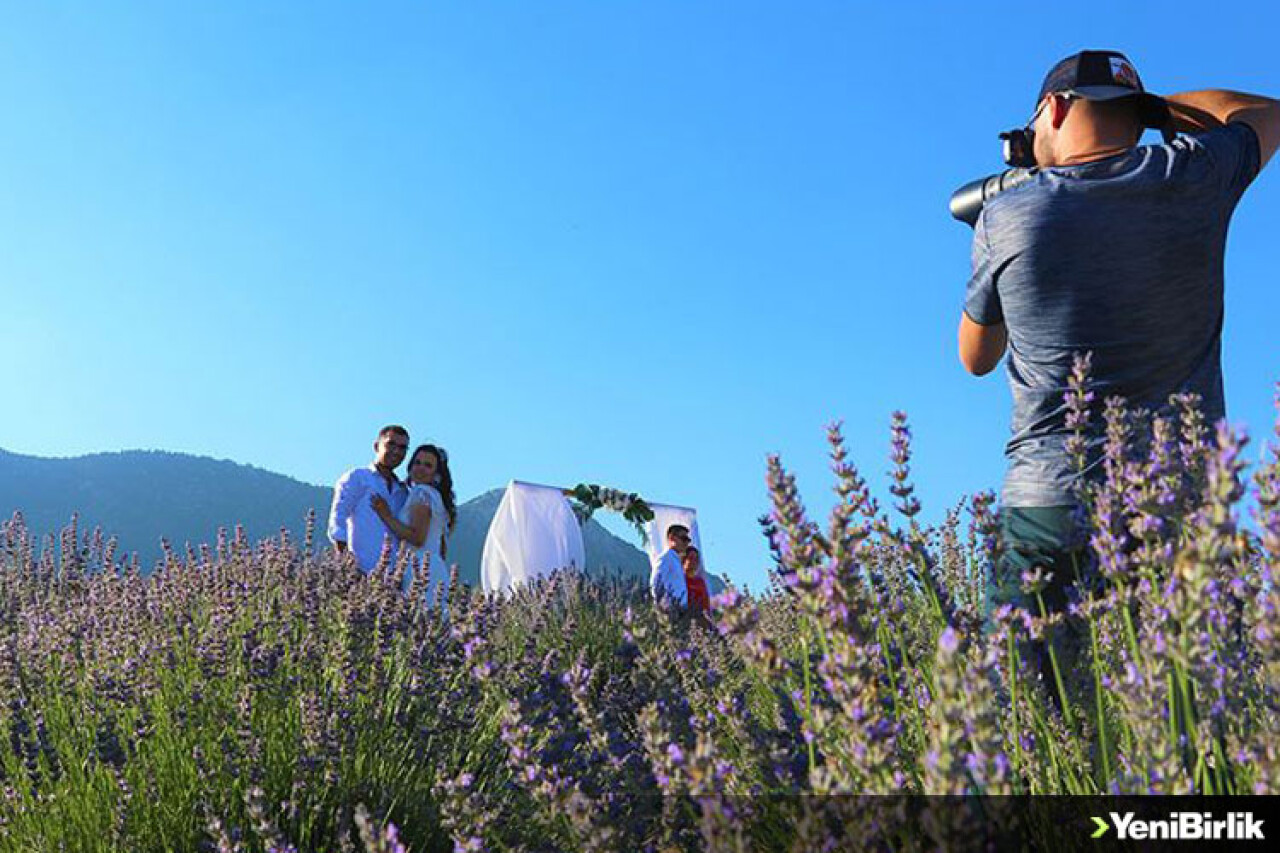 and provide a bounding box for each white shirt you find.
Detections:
[327,465,408,573]
[649,547,688,606]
